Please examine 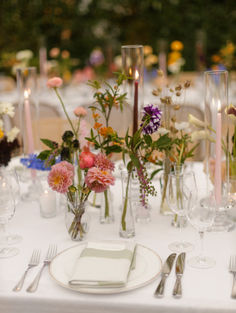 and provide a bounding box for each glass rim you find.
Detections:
[121,45,143,49]
[204,70,228,76]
